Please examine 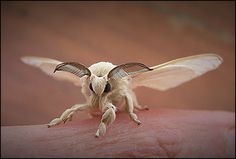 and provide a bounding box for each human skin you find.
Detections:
[1,108,235,158]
